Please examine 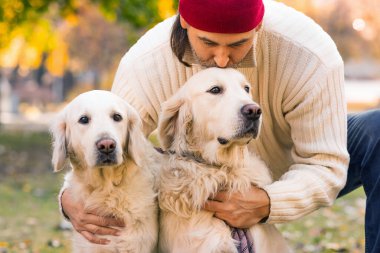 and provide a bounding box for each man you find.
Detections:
[60,0,380,252]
